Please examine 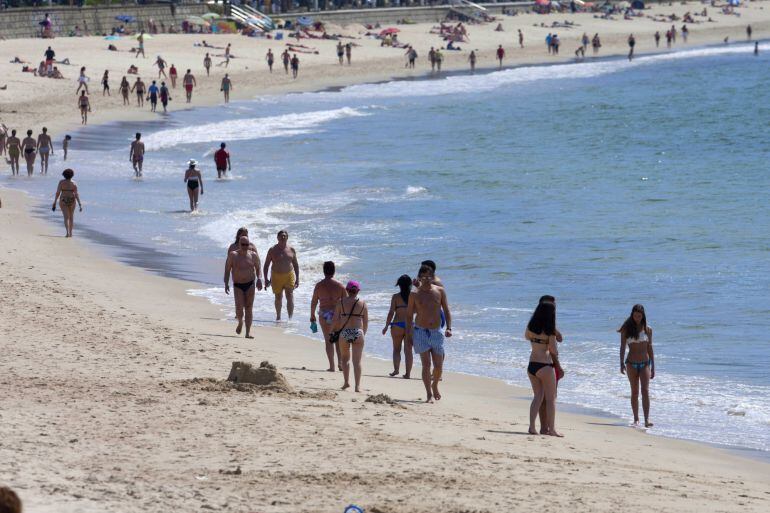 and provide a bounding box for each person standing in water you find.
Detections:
[214,142,230,179]
[224,235,263,339]
[619,304,655,428]
[310,261,347,372]
[468,50,476,72]
[525,297,563,437]
[36,127,53,175]
[263,230,300,321]
[52,168,82,237]
[331,280,368,392]
[129,133,145,177]
[220,74,232,103]
[21,130,37,176]
[382,274,413,379]
[183,159,203,211]
[6,129,21,175]
[754,42,759,55]
[627,33,636,61]
[406,265,452,403]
